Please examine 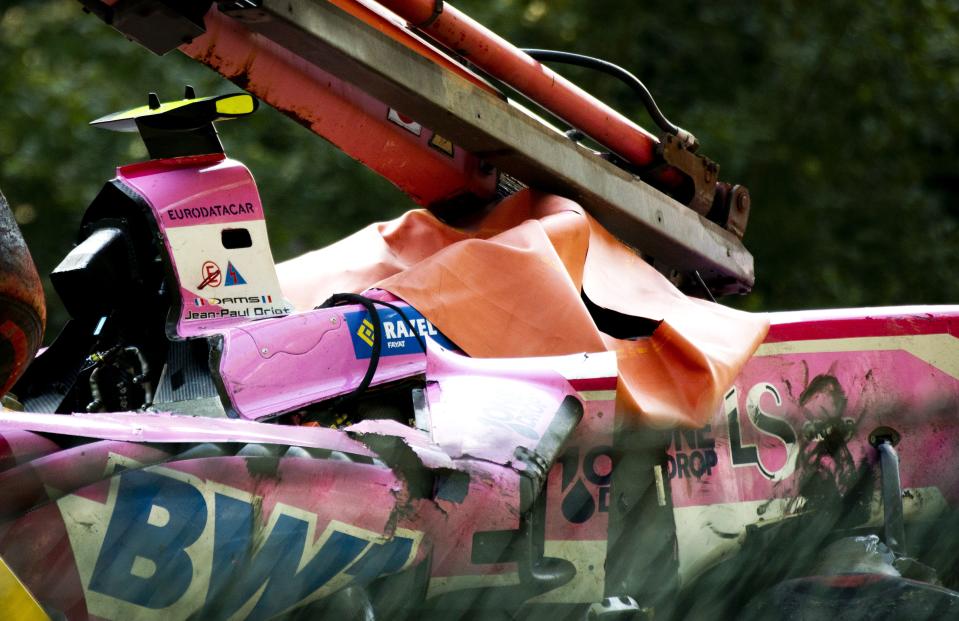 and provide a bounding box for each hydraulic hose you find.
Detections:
[520,49,697,150]
[375,0,661,168]
[316,293,425,410]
